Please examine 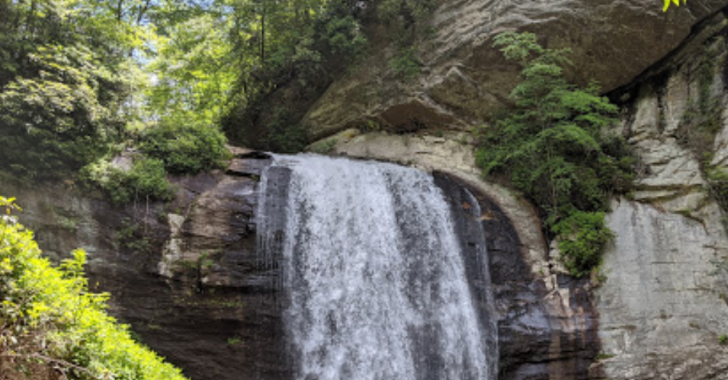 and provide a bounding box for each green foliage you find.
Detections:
[0,196,188,380]
[0,0,155,181]
[145,12,237,127]
[553,211,613,277]
[265,108,310,154]
[720,334,728,345]
[389,47,422,82]
[115,218,153,254]
[221,1,368,151]
[378,0,438,31]
[0,44,127,180]
[320,14,368,60]
[475,32,634,277]
[139,122,230,174]
[81,157,175,205]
